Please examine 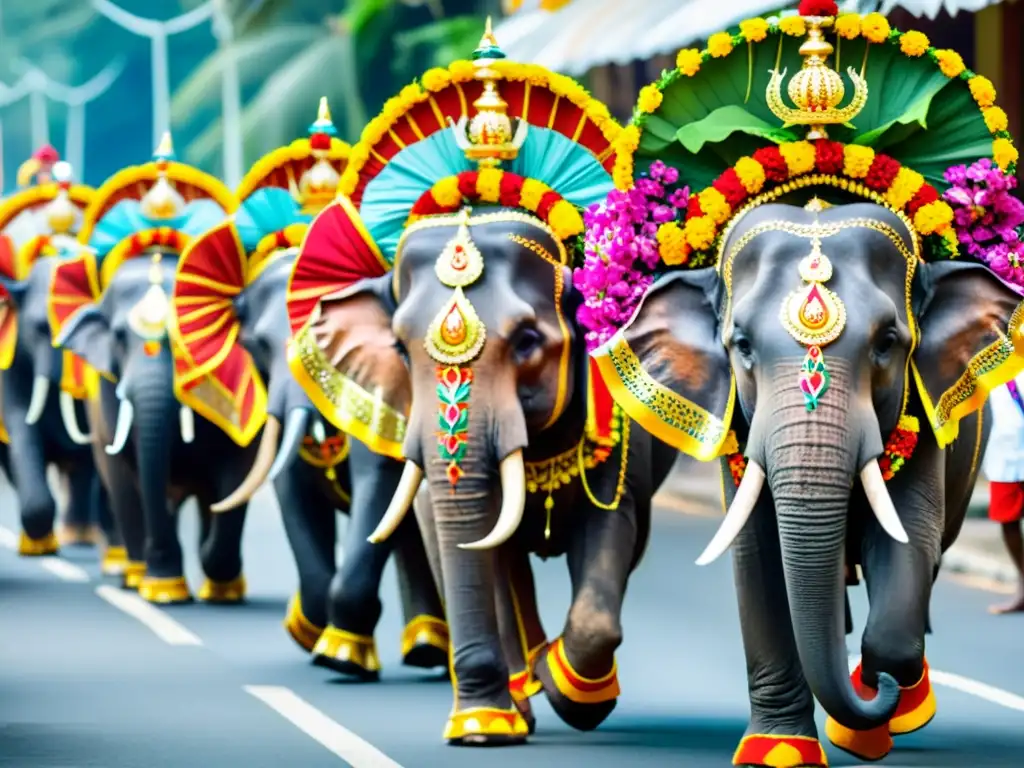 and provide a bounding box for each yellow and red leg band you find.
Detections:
[825,659,936,761]
[509,641,546,702]
[733,734,828,767]
[283,593,324,653]
[443,706,529,741]
[312,626,381,673]
[400,615,450,657]
[547,637,620,705]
